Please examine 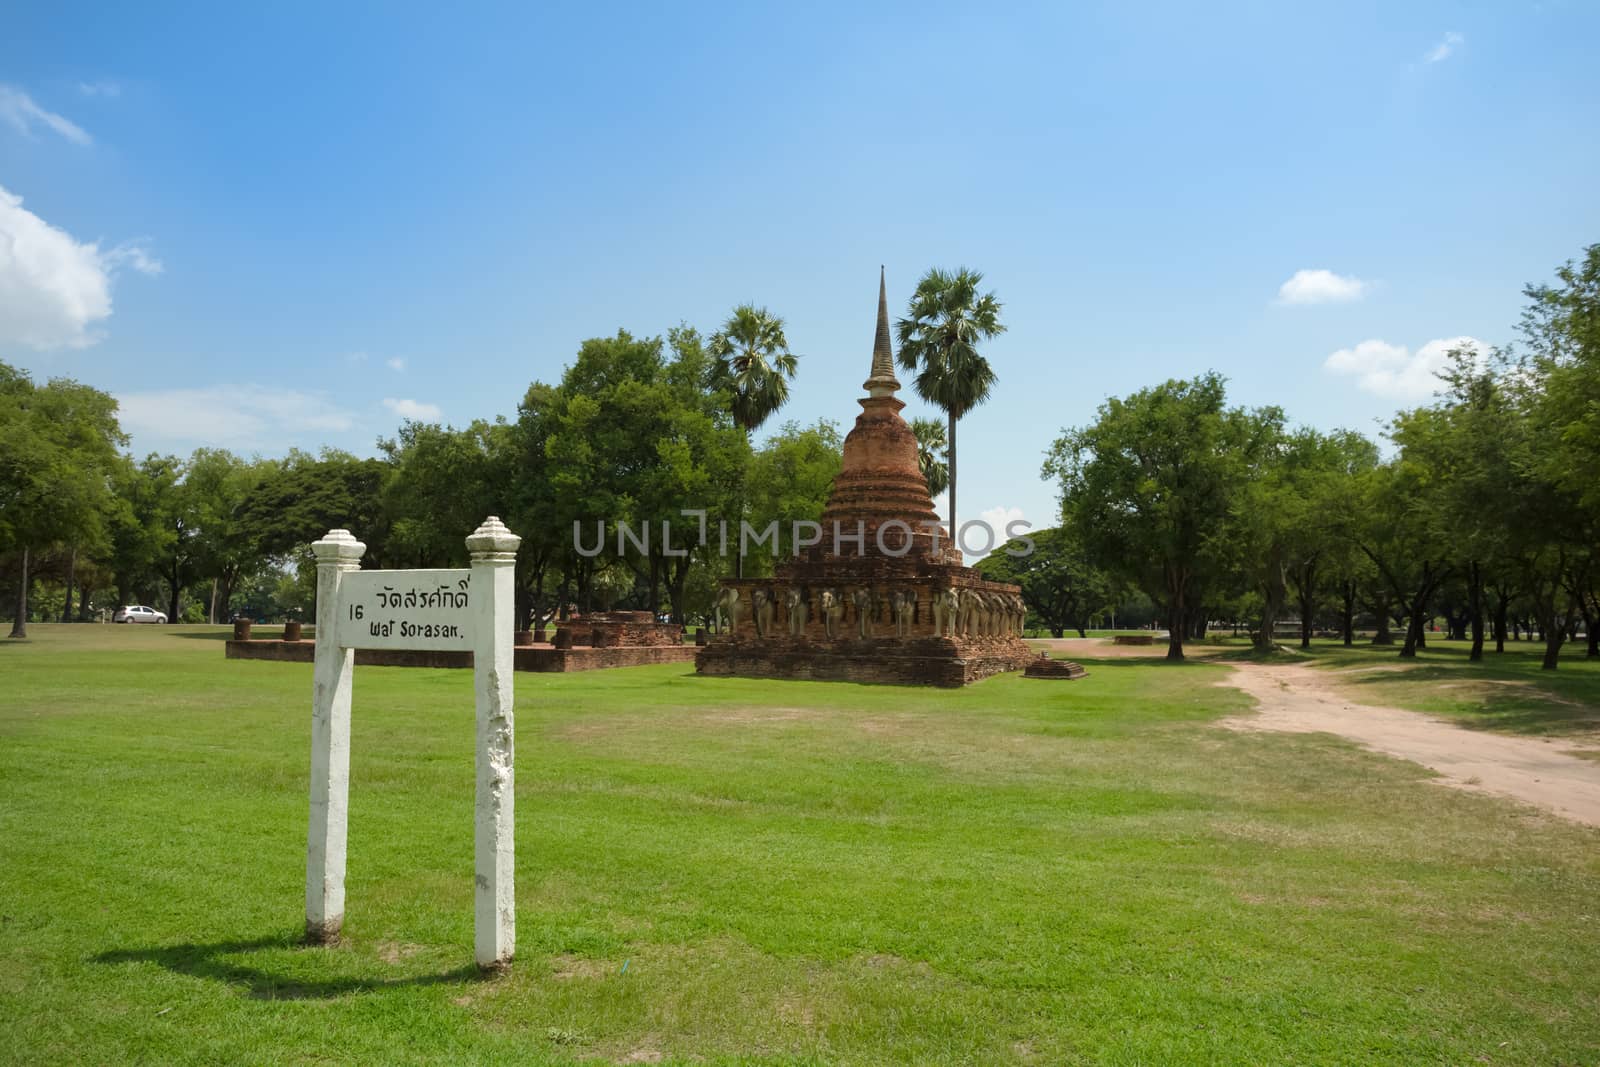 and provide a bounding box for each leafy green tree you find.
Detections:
[105,454,182,610]
[186,449,274,621]
[895,268,1004,536]
[540,329,749,619]
[1519,243,1600,666]
[243,450,393,566]
[1045,372,1268,661]
[380,420,511,567]
[743,420,843,573]
[1,365,125,637]
[910,416,949,499]
[975,524,1117,637]
[1346,454,1455,659]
